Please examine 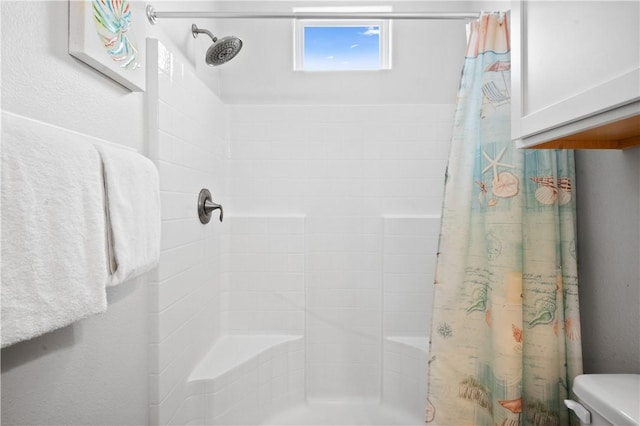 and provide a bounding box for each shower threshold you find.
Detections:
[261,400,424,425]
